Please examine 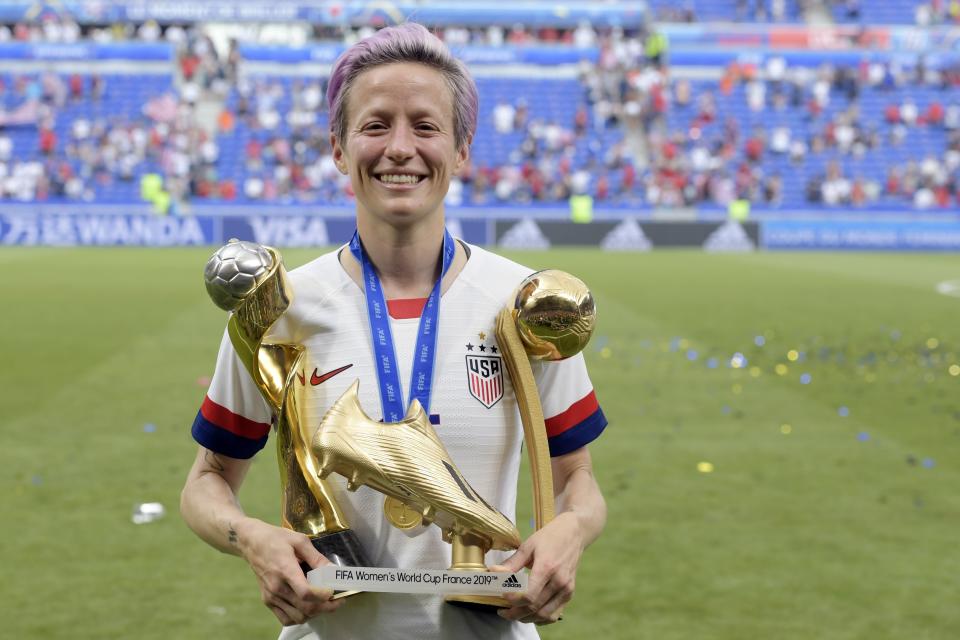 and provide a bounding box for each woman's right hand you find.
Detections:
[233,517,344,626]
